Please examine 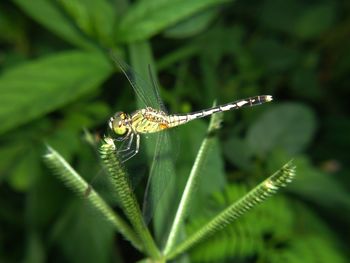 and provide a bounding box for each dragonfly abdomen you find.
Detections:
[167,95,272,128]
